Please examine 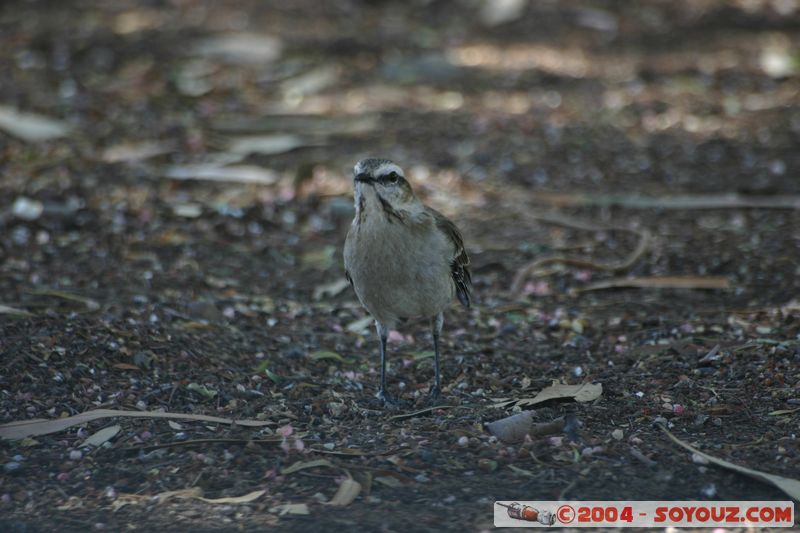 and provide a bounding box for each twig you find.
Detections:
[387,405,454,421]
[629,446,657,467]
[509,221,650,293]
[125,437,284,452]
[574,275,730,293]
[532,192,800,210]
